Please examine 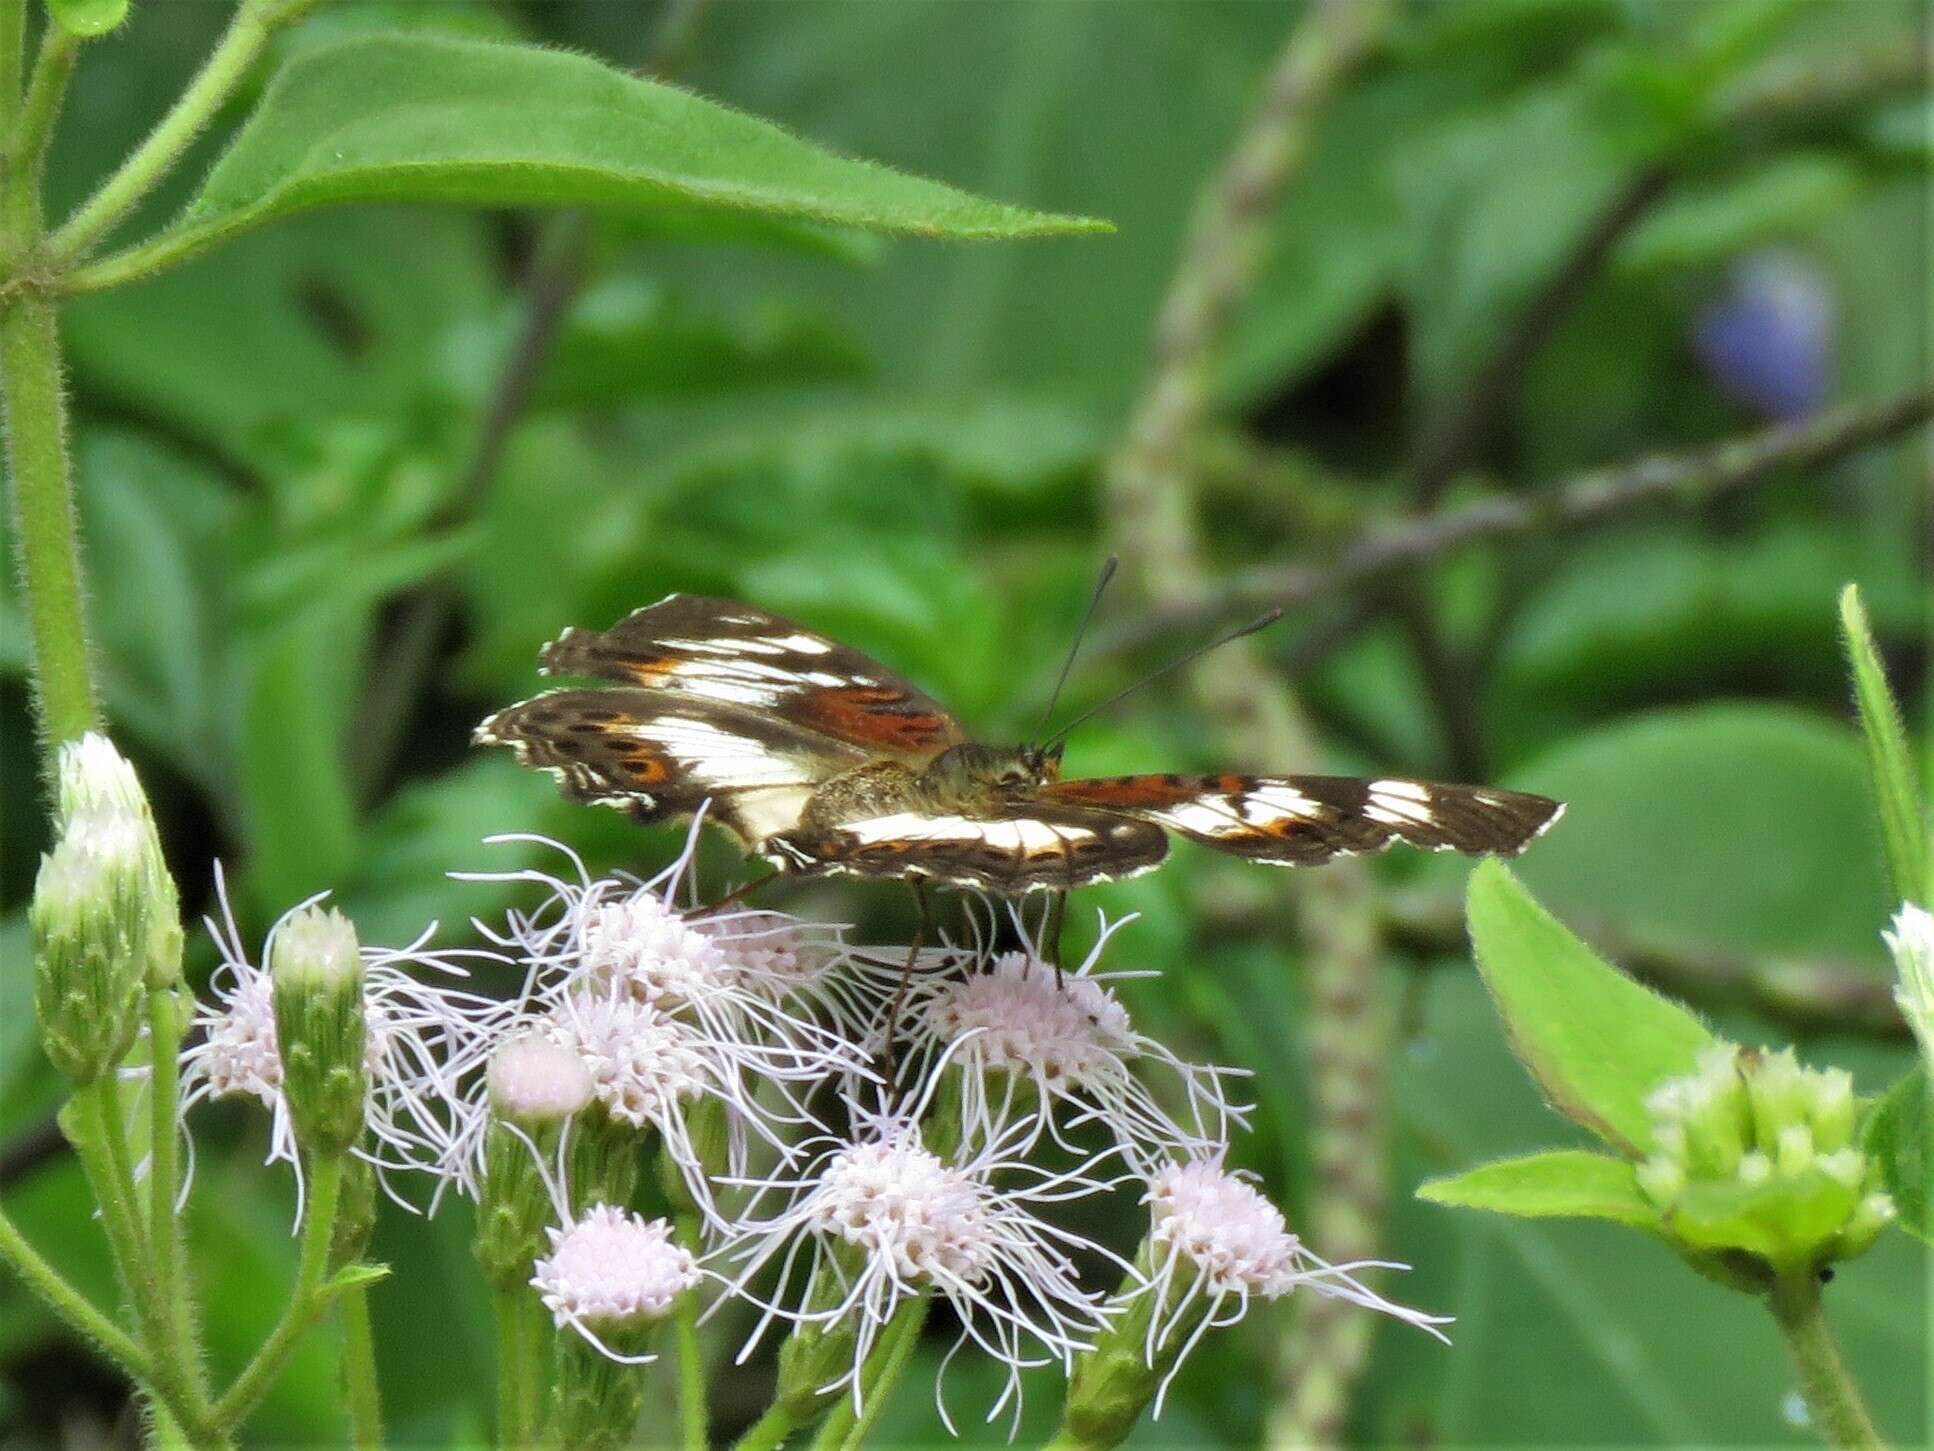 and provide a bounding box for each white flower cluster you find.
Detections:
[171,814,1447,1431]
